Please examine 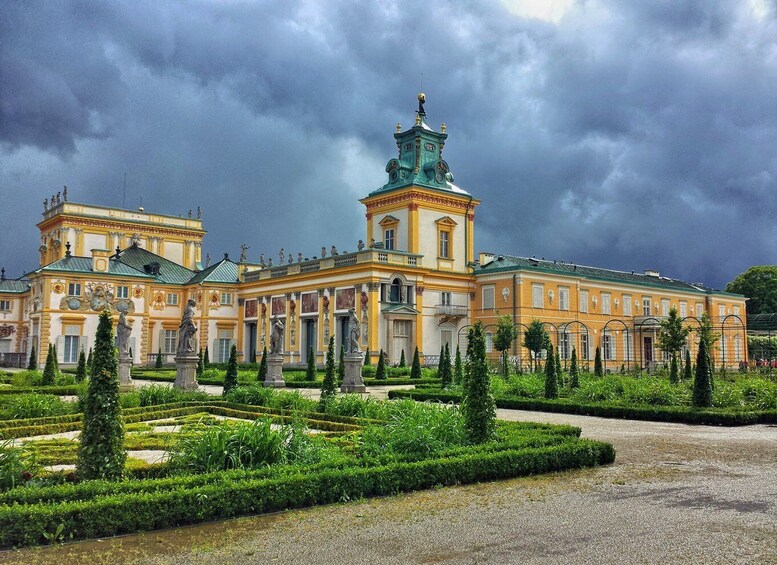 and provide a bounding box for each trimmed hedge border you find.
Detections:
[388,389,777,426]
[0,439,614,547]
[0,386,82,396]
[130,373,441,388]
